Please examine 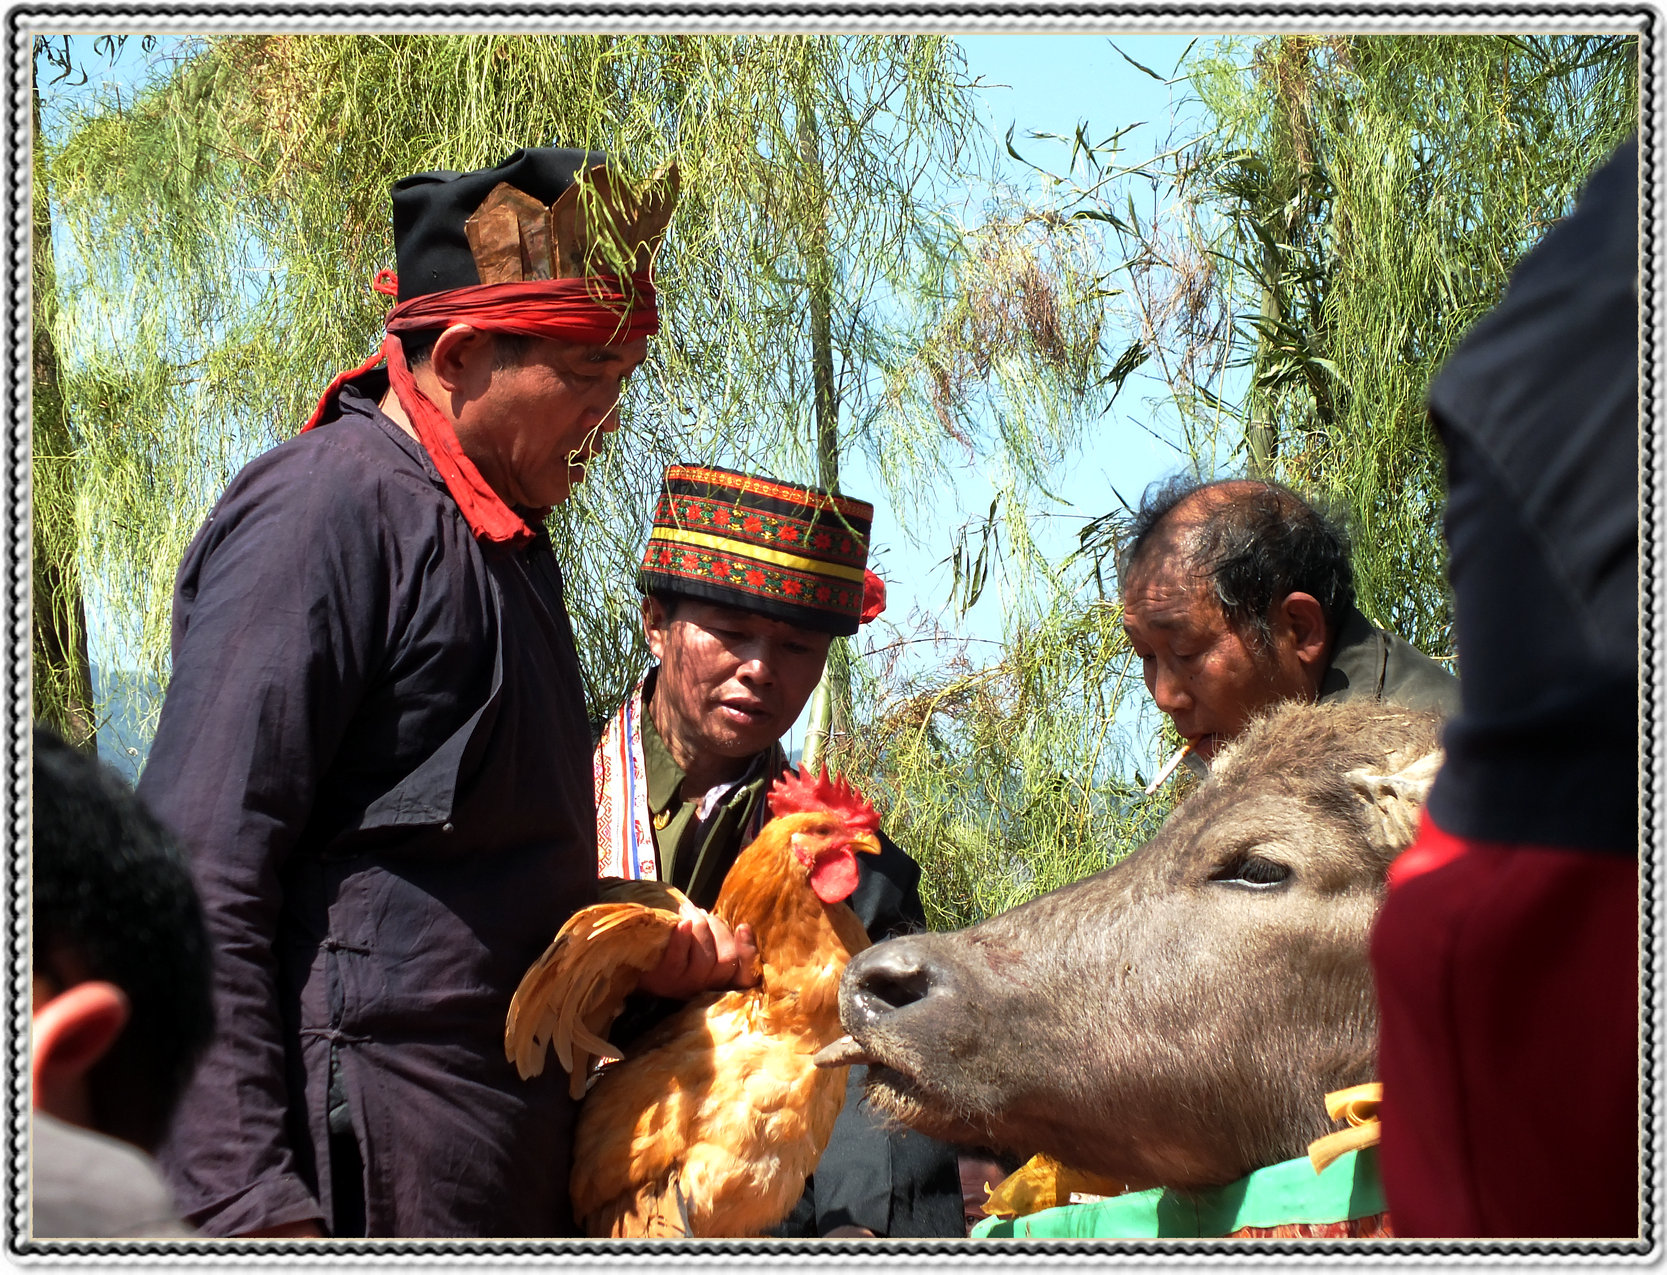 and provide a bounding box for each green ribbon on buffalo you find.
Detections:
[971,1146,1385,1239]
